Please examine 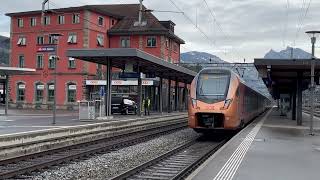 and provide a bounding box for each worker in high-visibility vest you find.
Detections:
[144,96,151,115]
